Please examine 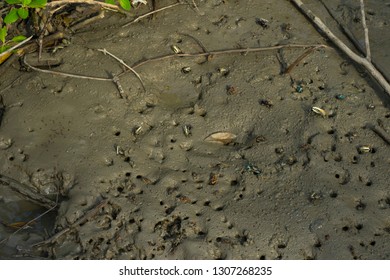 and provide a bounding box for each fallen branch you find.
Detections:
[116,43,327,75]
[365,124,390,145]
[290,0,390,96]
[23,56,112,82]
[360,0,371,62]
